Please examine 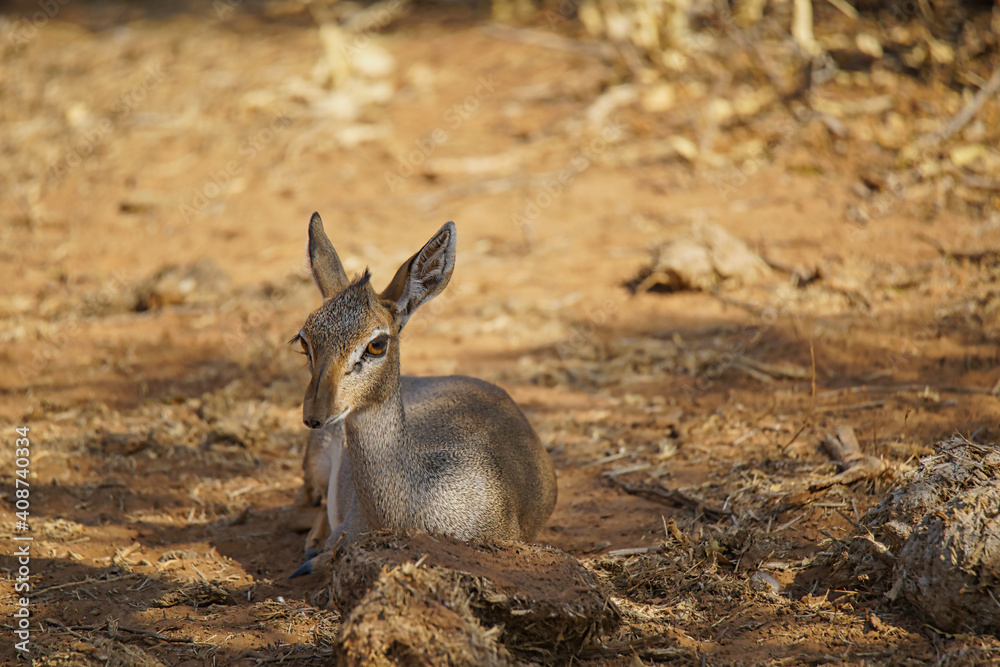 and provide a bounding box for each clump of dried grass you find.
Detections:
[581,526,793,661]
[152,581,235,608]
[33,634,165,667]
[254,598,341,648]
[585,526,771,607]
